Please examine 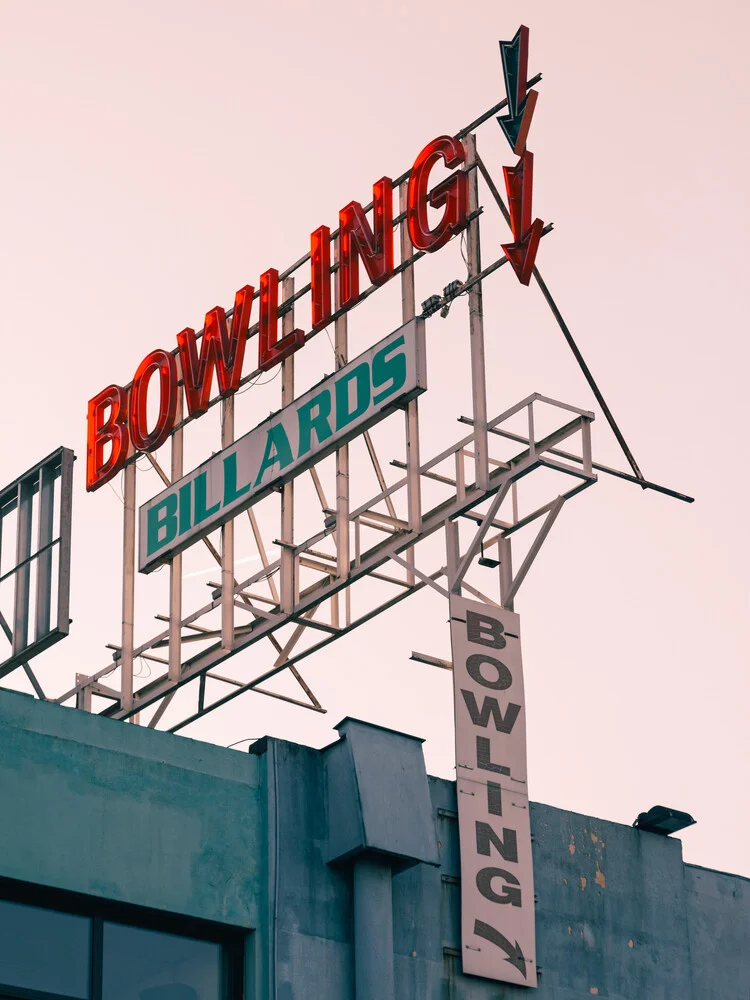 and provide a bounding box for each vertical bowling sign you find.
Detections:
[449,595,537,987]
